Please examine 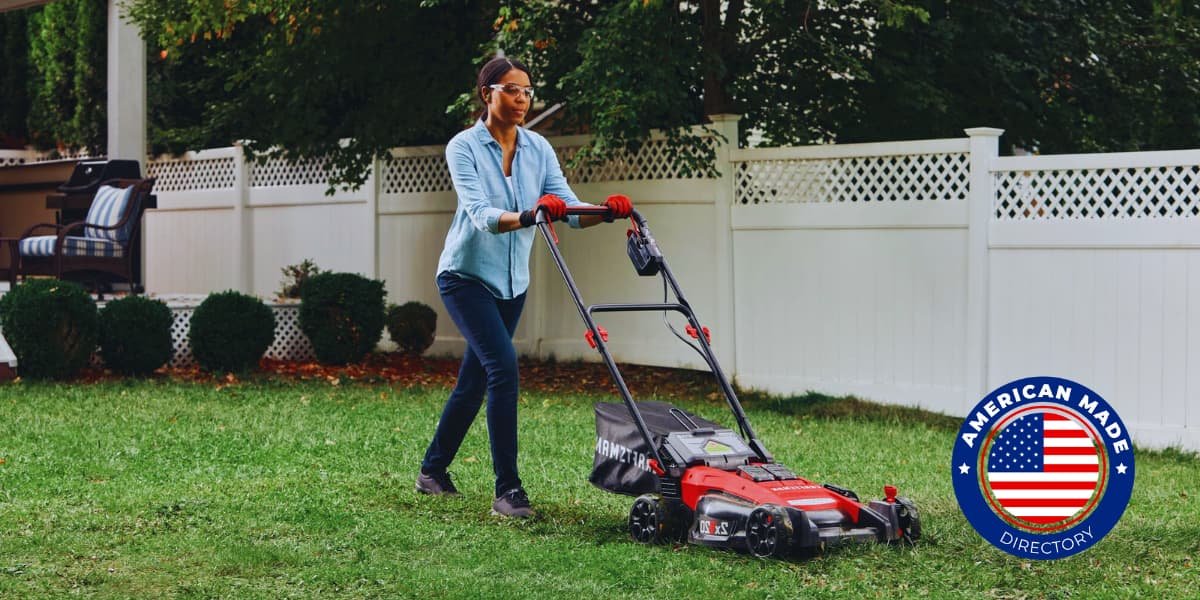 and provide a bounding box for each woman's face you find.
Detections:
[484,68,532,127]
